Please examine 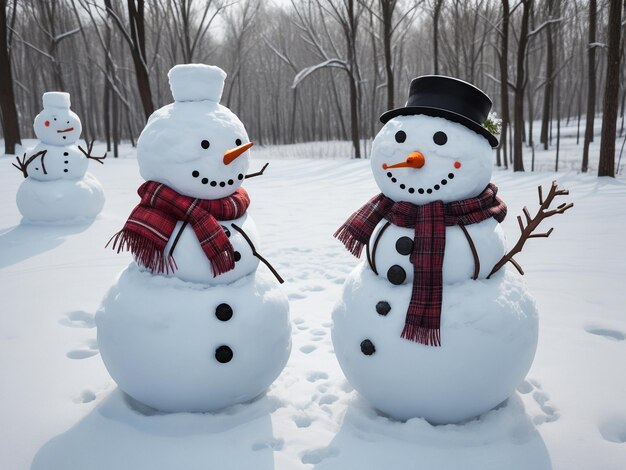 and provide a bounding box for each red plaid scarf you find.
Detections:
[108,181,250,276]
[334,183,507,346]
